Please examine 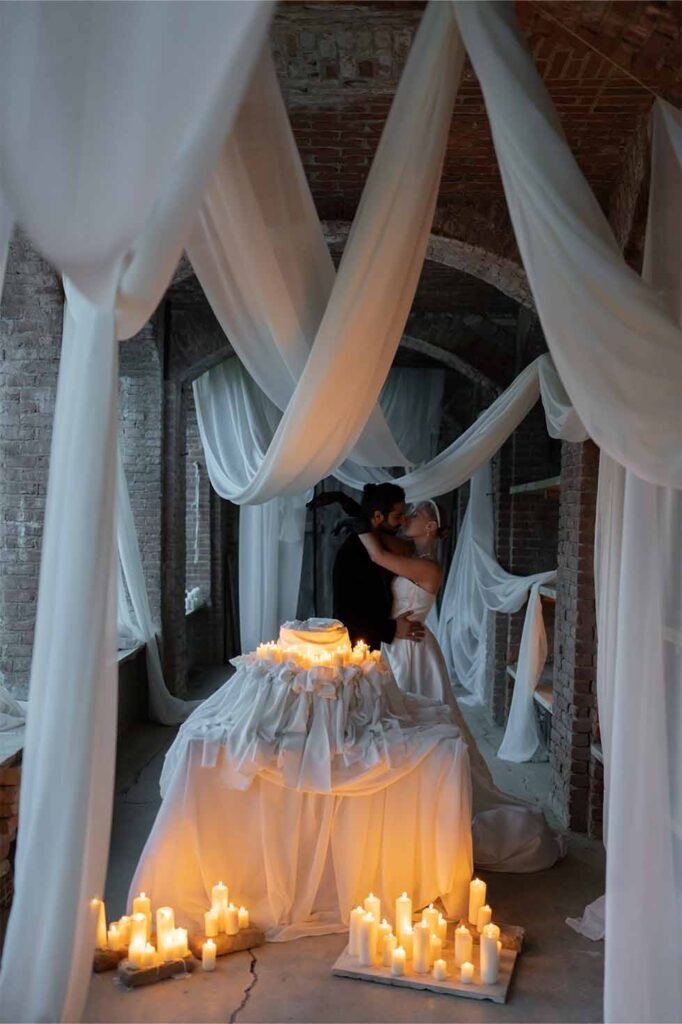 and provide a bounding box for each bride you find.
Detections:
[346,498,566,873]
